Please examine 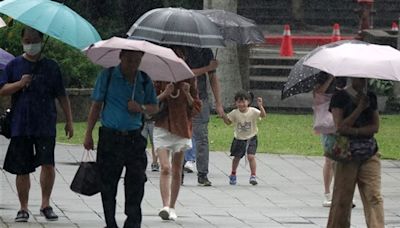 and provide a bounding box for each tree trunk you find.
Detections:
[203,0,243,108]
